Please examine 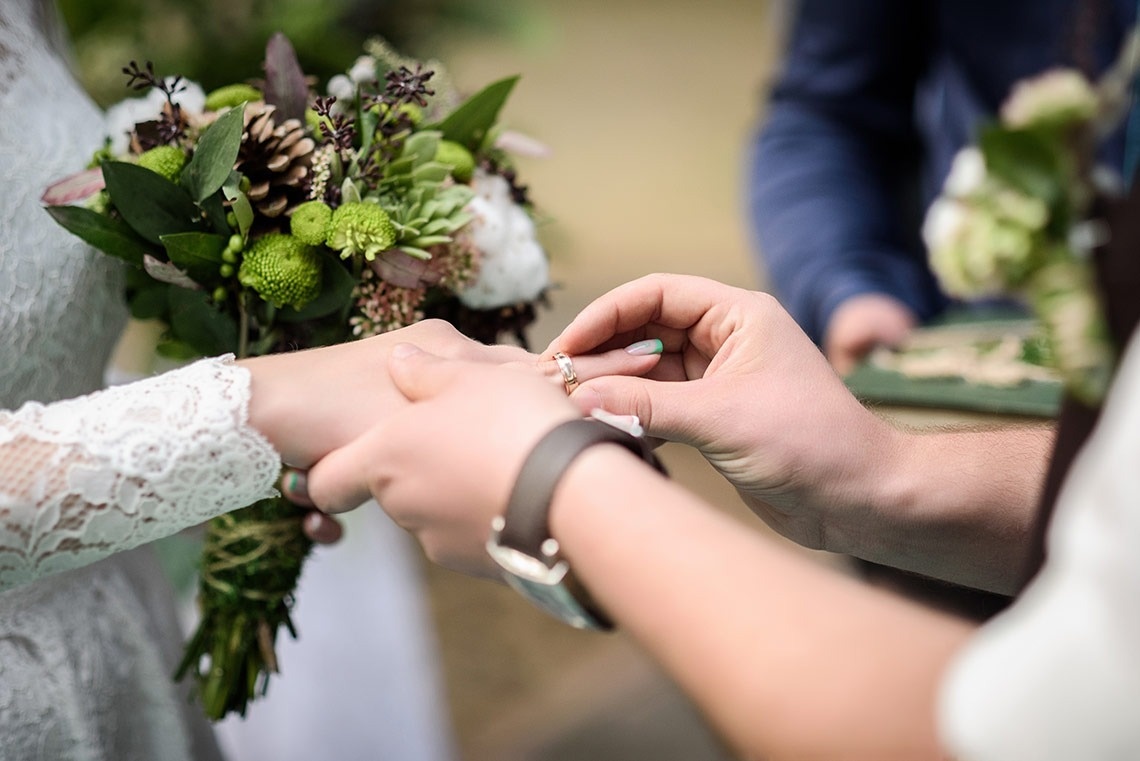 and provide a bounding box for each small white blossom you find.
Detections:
[349,56,377,85]
[943,147,987,197]
[327,74,355,102]
[1000,68,1099,128]
[458,171,549,309]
